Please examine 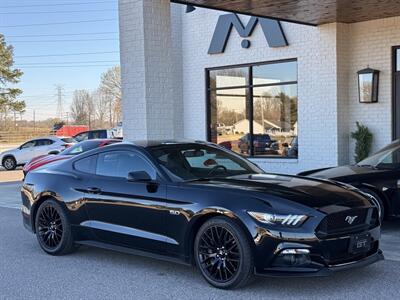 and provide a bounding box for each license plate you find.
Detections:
[349,233,371,254]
